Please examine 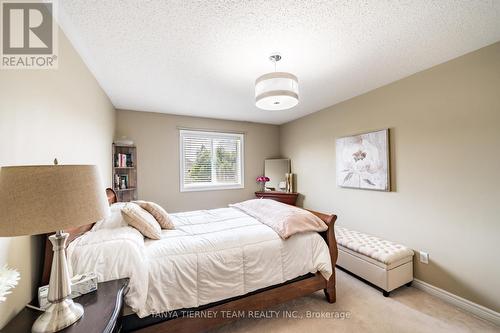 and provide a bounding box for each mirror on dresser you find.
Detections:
[258,158,298,206]
[264,158,291,192]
